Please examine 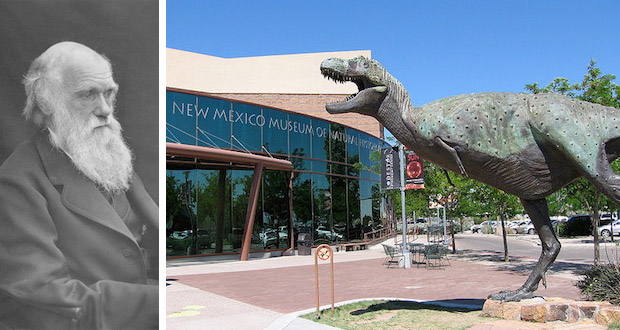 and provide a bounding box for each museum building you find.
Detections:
[166,49,387,259]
